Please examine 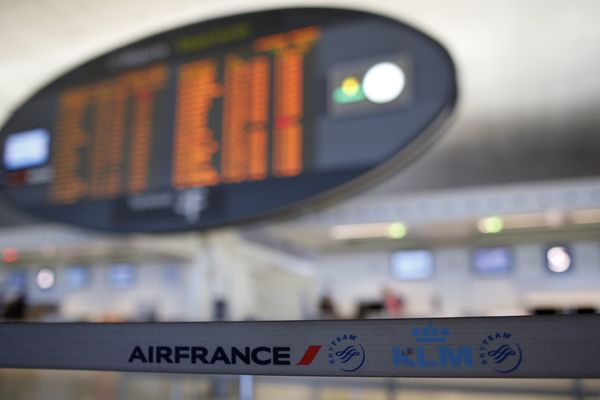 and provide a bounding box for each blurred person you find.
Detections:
[213,298,229,321]
[383,288,404,317]
[318,294,338,319]
[3,292,26,320]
